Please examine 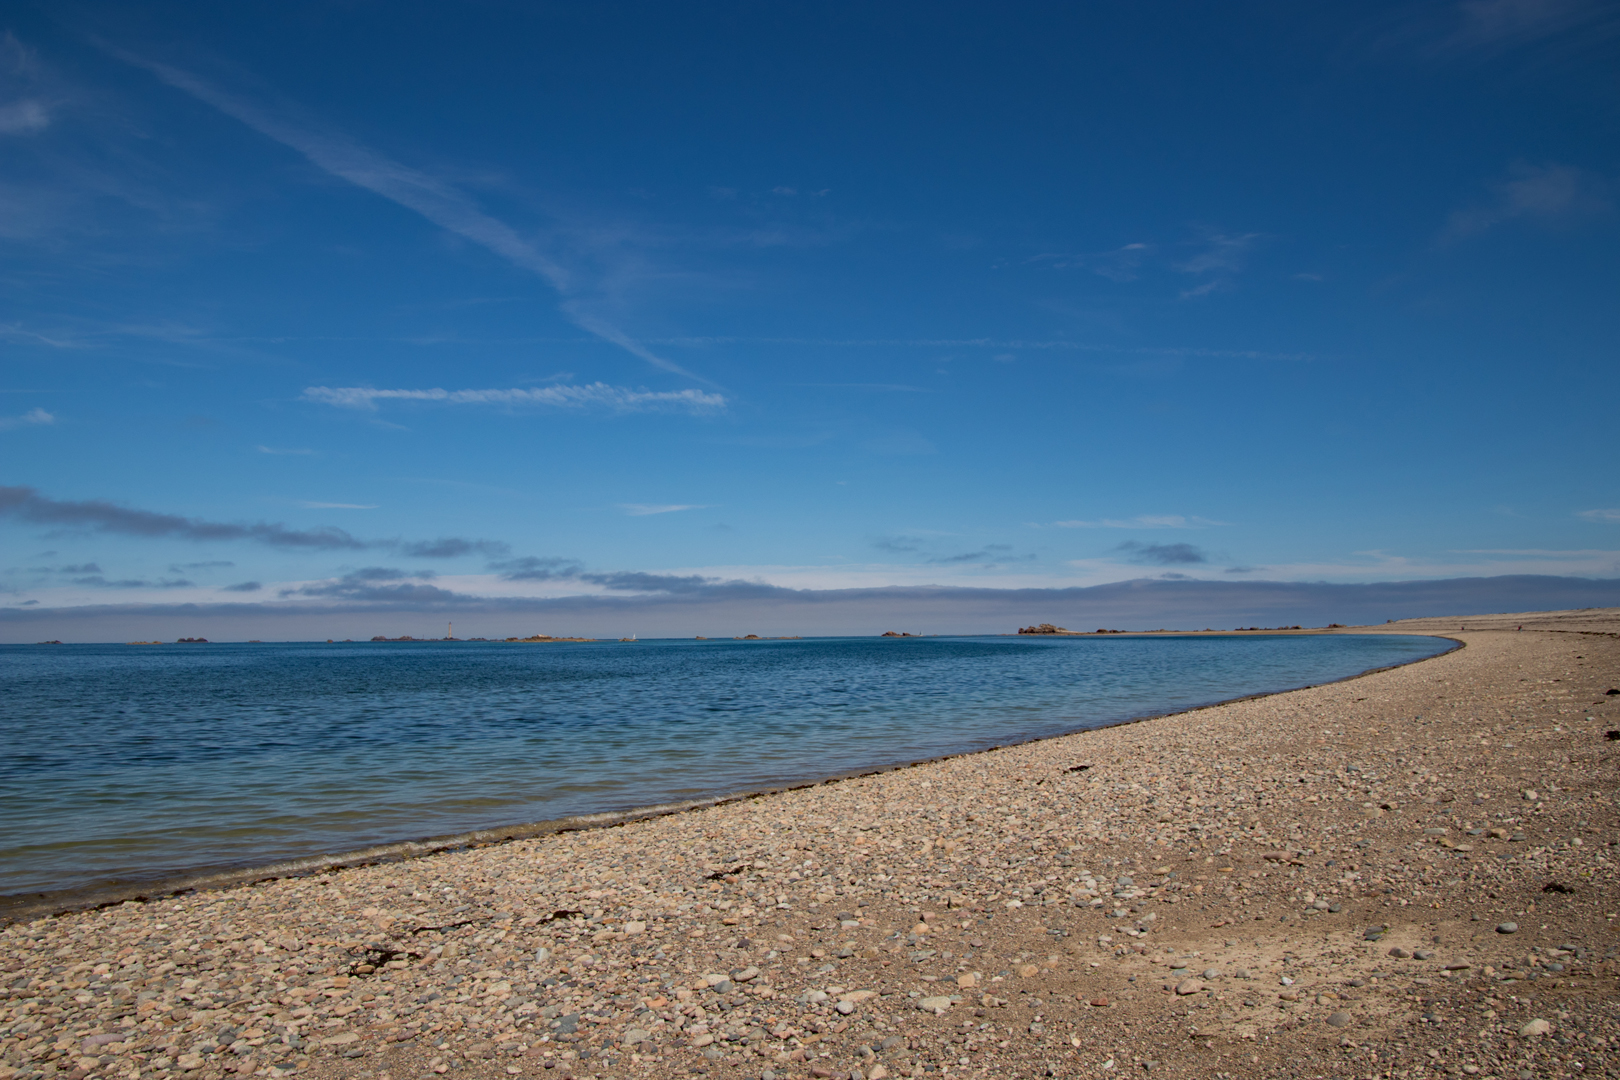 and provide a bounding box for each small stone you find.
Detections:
[1522,790,1538,801]
[1325,1011,1352,1028]
[731,966,760,982]
[322,1032,359,1046]
[956,972,977,987]
[917,995,953,1013]
[1497,922,1519,935]
[176,1055,205,1072]
[1519,1018,1551,1037]
[621,1029,649,1045]
[1088,996,1110,1007]
[1017,964,1040,978]
[623,921,646,935]
[1174,979,1203,995]
[1202,968,1220,980]
[869,1067,890,1080]
[835,1000,855,1015]
[1388,947,1411,959]
[1413,949,1435,961]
